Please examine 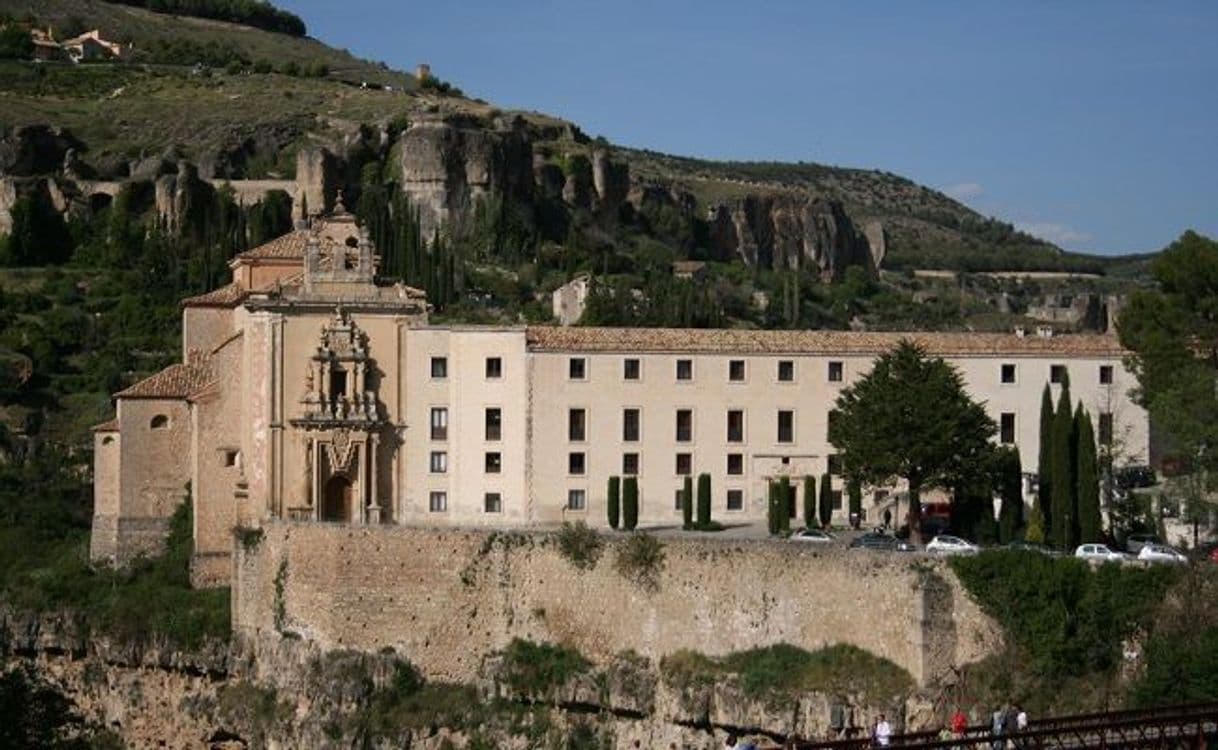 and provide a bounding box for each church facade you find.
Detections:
[89,210,1148,586]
